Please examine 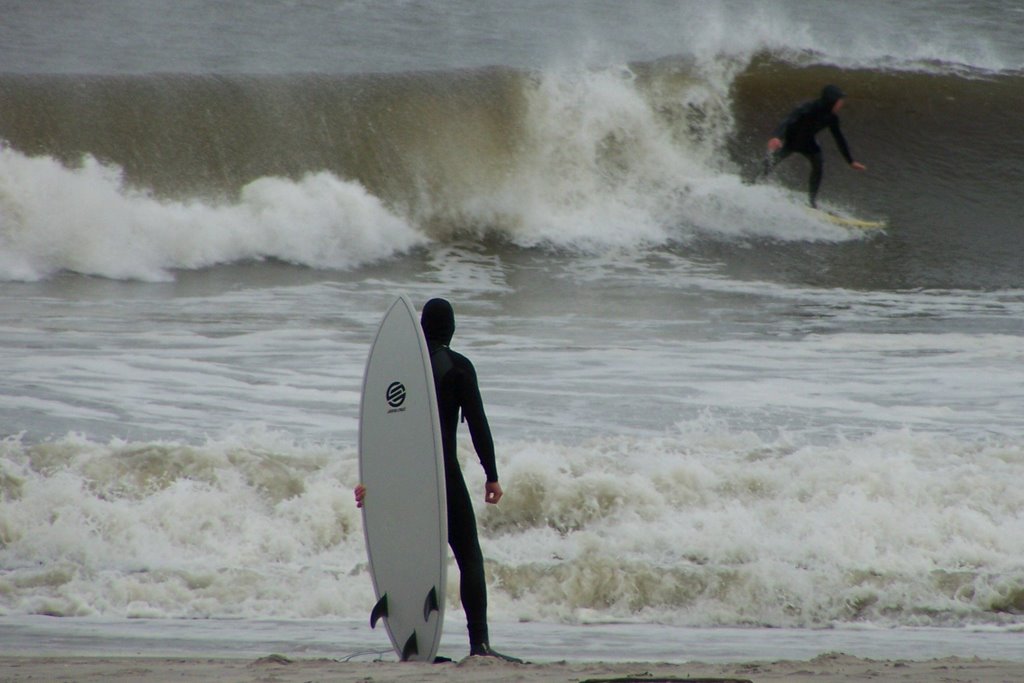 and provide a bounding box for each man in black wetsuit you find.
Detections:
[763,84,867,208]
[356,298,515,661]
